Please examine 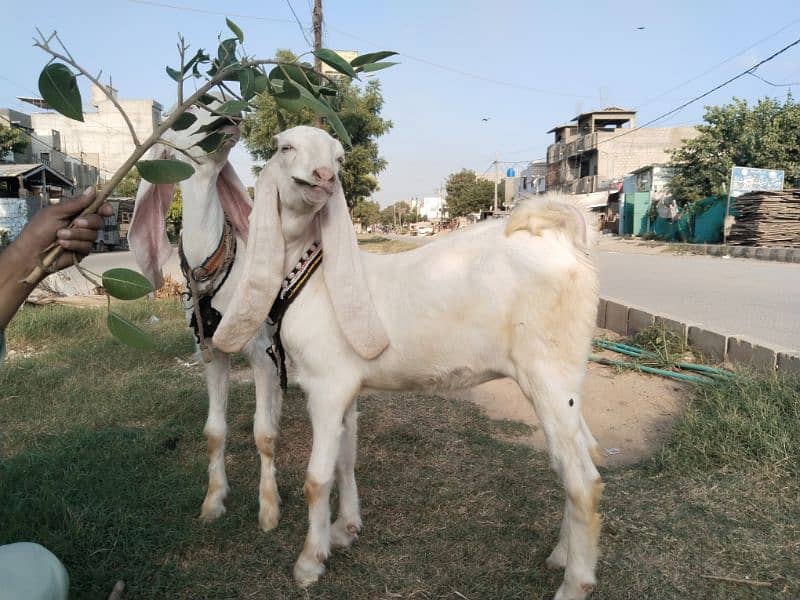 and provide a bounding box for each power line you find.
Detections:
[122,0,597,99]
[284,0,313,48]
[592,36,800,148]
[636,15,800,110]
[746,70,800,87]
[126,0,295,23]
